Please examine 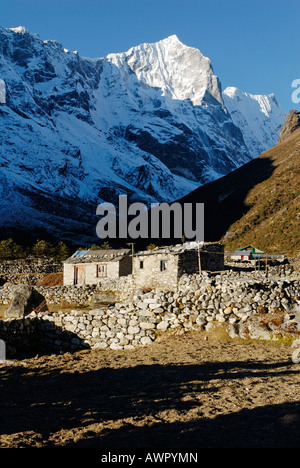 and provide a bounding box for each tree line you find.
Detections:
[0,239,71,261]
[0,238,158,261]
[0,239,118,262]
